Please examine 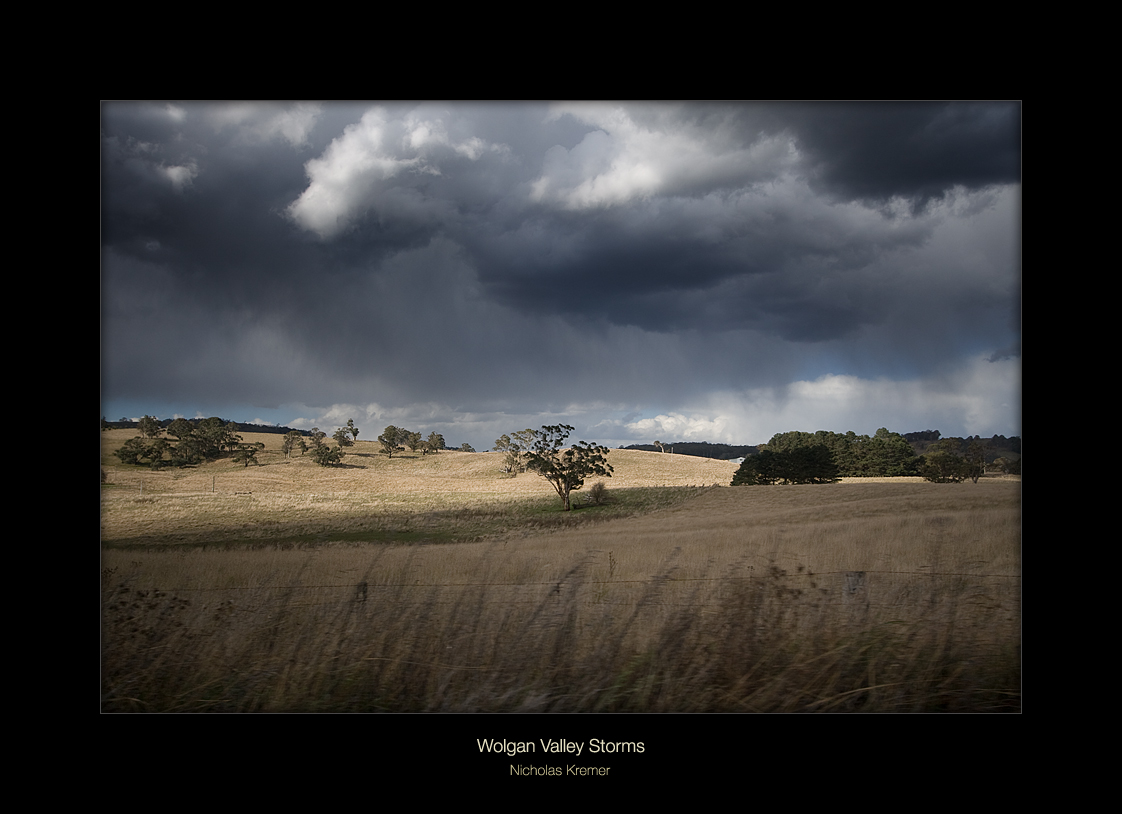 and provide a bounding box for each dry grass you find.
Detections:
[100,430,739,547]
[101,439,1021,712]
